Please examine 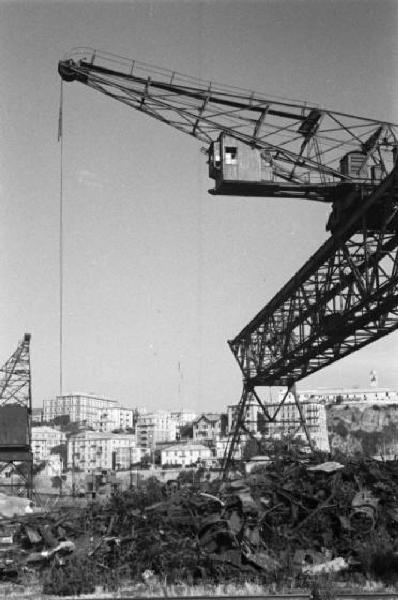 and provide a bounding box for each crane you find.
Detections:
[58,48,398,472]
[0,334,33,497]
